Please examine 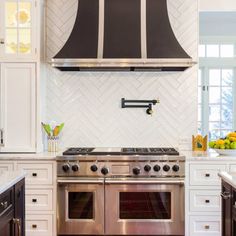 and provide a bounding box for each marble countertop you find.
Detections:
[218,171,236,189]
[0,151,58,160]
[0,171,27,195]
[181,150,236,161]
